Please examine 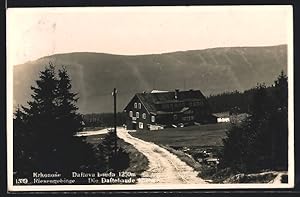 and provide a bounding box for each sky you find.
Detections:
[7,6,292,66]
